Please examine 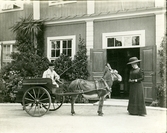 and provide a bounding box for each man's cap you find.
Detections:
[49,62,54,66]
